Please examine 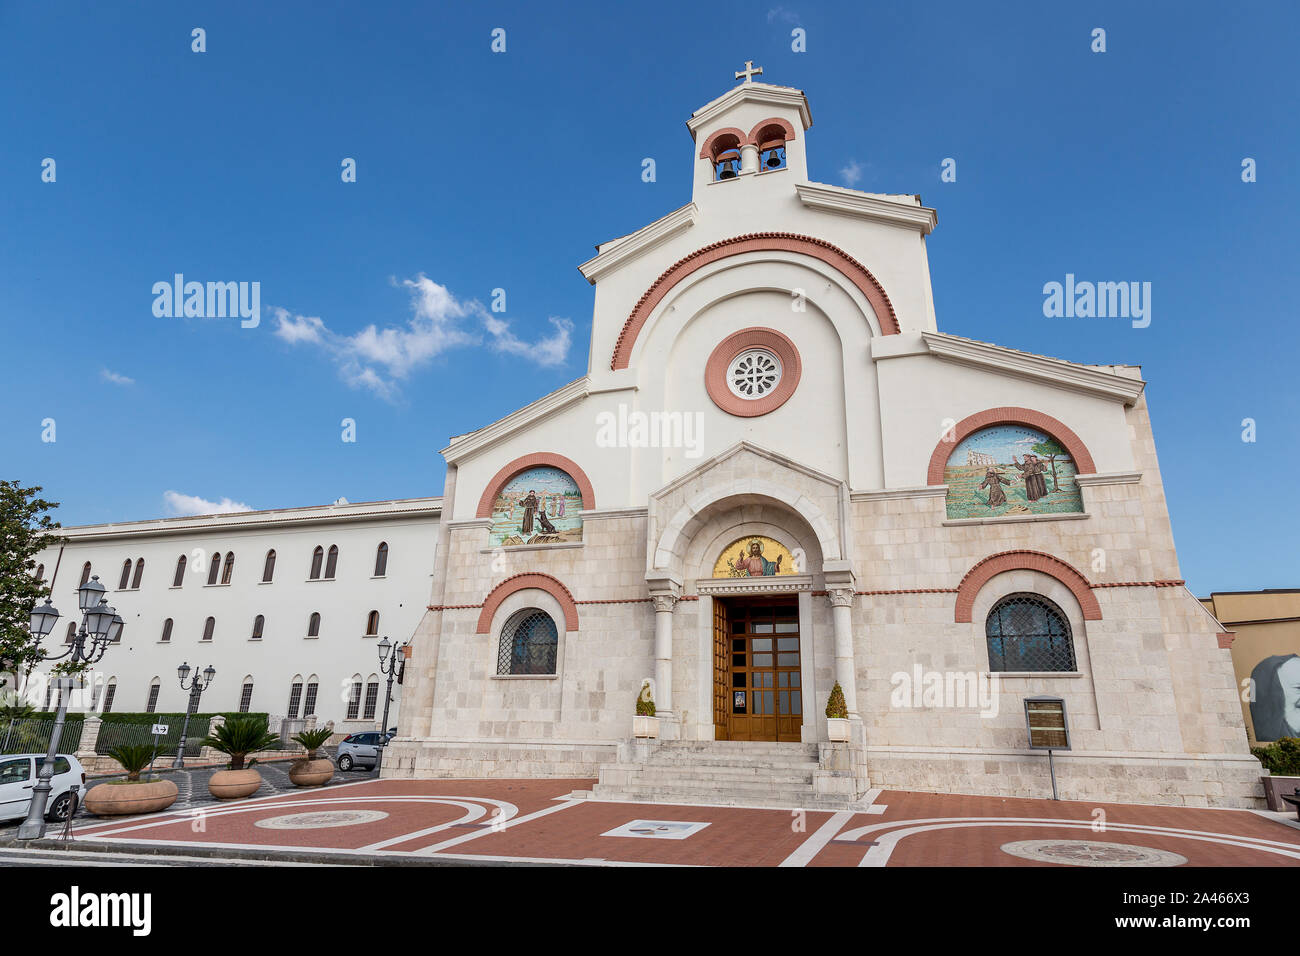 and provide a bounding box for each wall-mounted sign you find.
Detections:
[1024,697,1069,751]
